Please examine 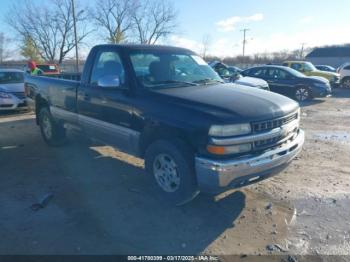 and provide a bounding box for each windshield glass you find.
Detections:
[0,72,24,84]
[130,51,222,89]
[304,62,317,71]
